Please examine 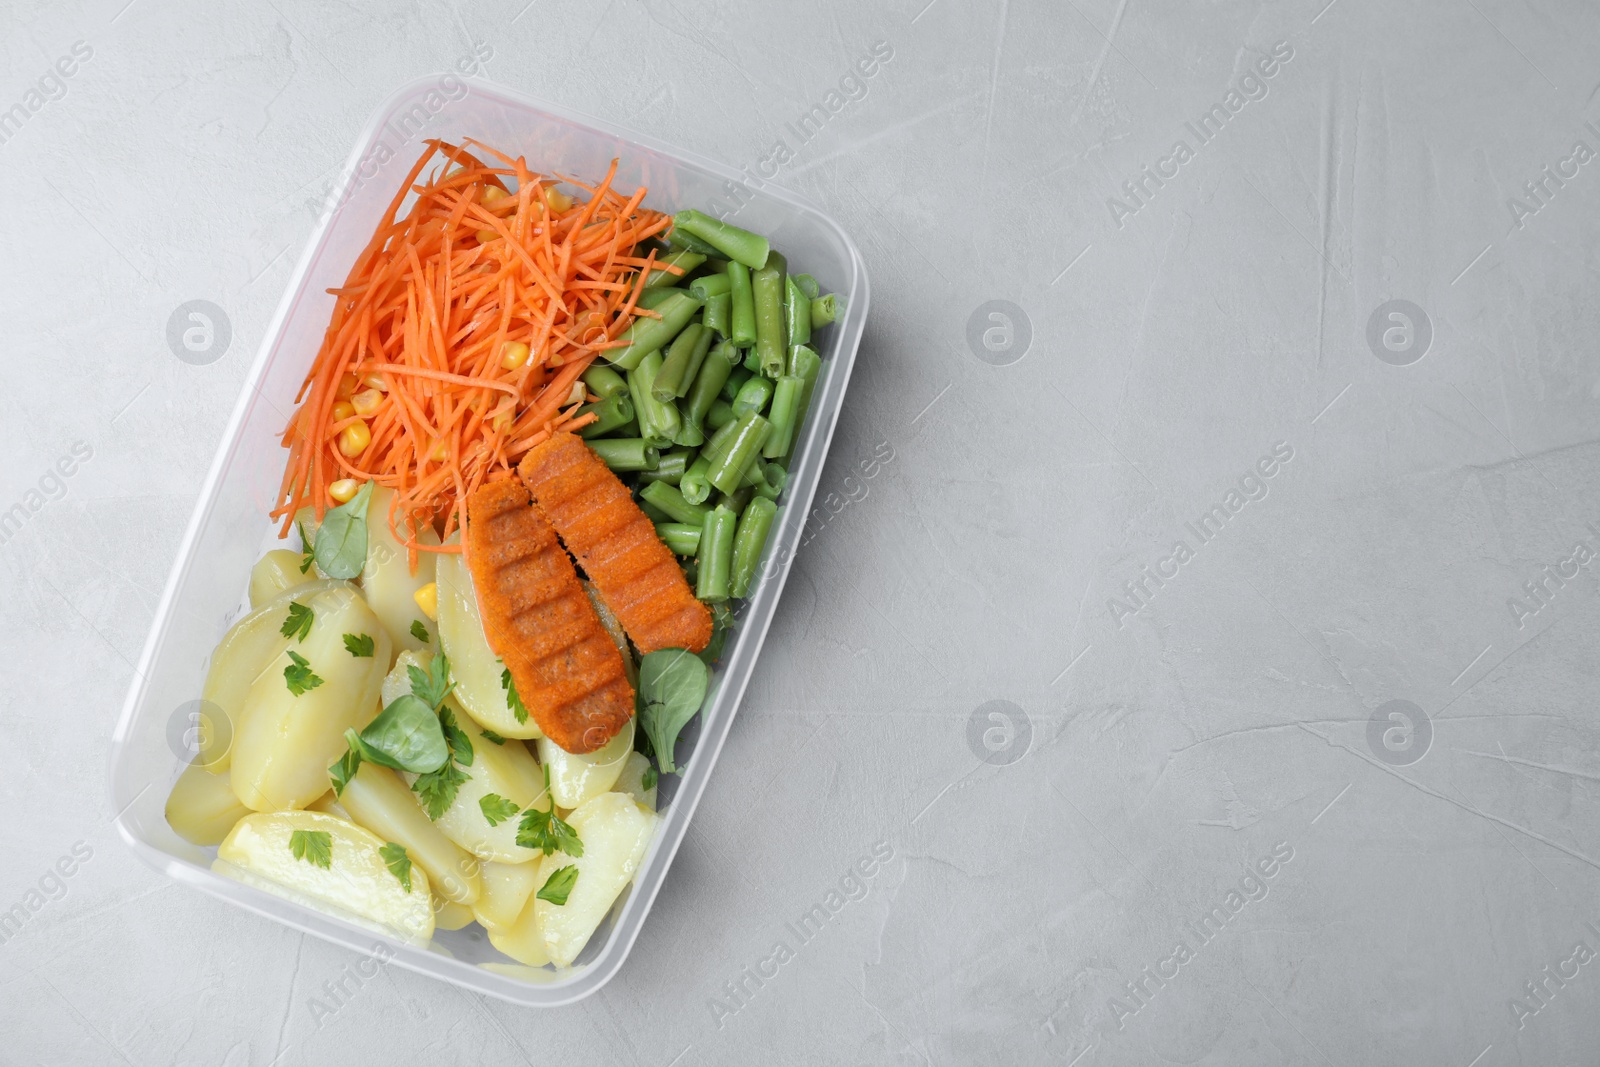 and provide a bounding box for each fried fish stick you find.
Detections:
[464,479,634,754]
[518,433,713,654]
